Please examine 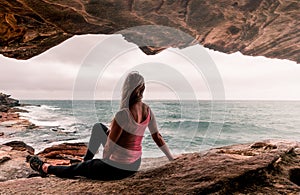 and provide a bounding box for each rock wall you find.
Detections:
[0,0,299,62]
